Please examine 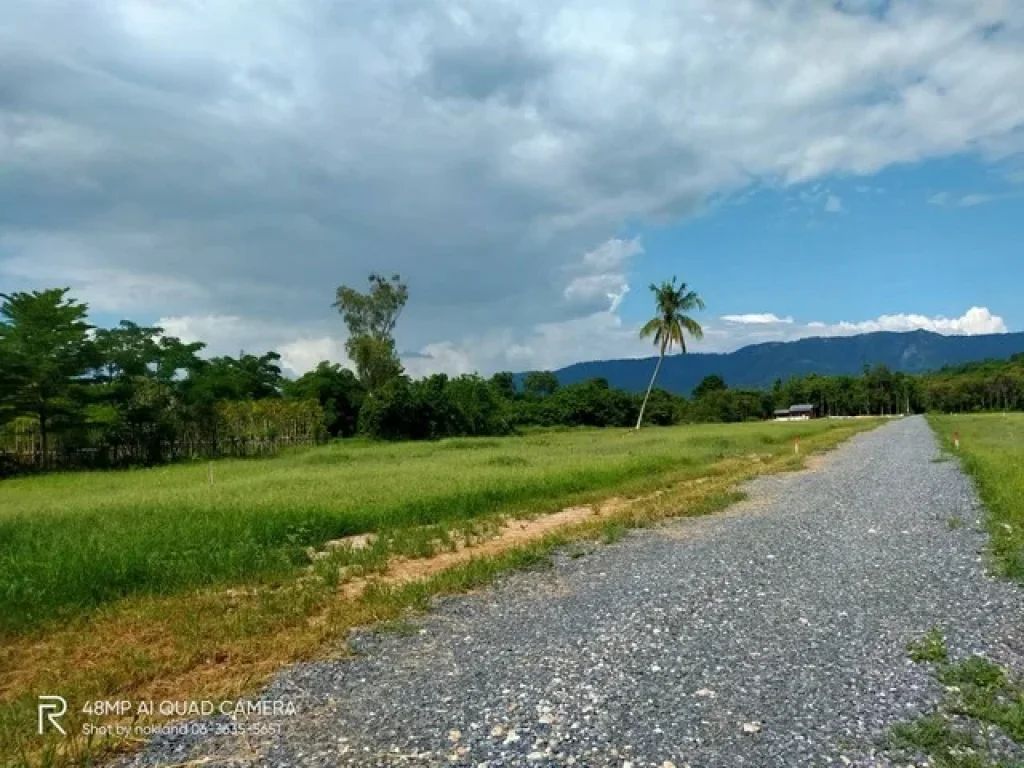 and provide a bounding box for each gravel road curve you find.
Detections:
[115,416,1024,767]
